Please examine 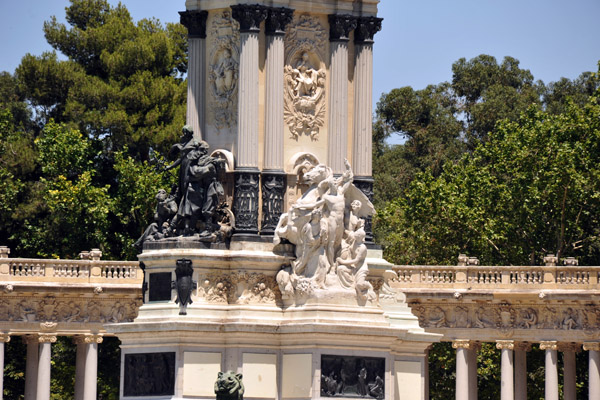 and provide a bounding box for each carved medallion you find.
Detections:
[209,11,240,131]
[284,15,326,141]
